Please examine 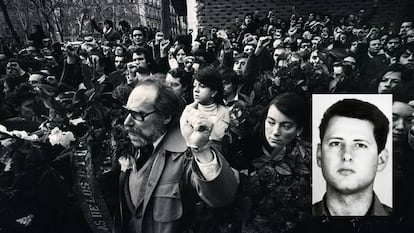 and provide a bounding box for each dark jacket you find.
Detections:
[312,192,392,216]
